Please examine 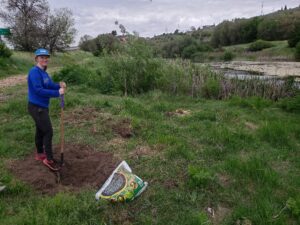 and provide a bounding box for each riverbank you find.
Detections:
[209,61,300,80]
